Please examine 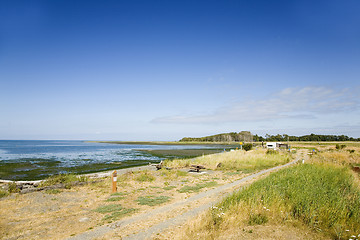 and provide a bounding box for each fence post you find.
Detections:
[112,170,117,193]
